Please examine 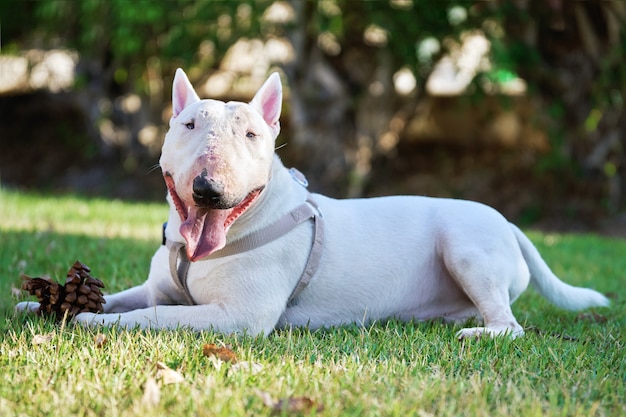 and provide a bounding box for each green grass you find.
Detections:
[1,187,624,416]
